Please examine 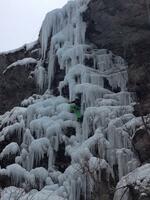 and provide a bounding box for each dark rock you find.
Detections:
[113,164,119,183]
[0,140,10,154]
[126,181,150,200]
[30,49,40,59]
[4,125,24,147]
[0,174,11,188]
[103,77,121,93]
[132,128,150,163]
[33,154,48,170]
[0,126,23,155]
[0,61,37,114]
[85,0,150,62]
[83,168,115,200]
[61,84,69,99]
[51,57,65,96]
[0,153,19,169]
[0,42,40,114]
[55,142,71,172]
[84,57,94,68]
[64,127,76,137]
